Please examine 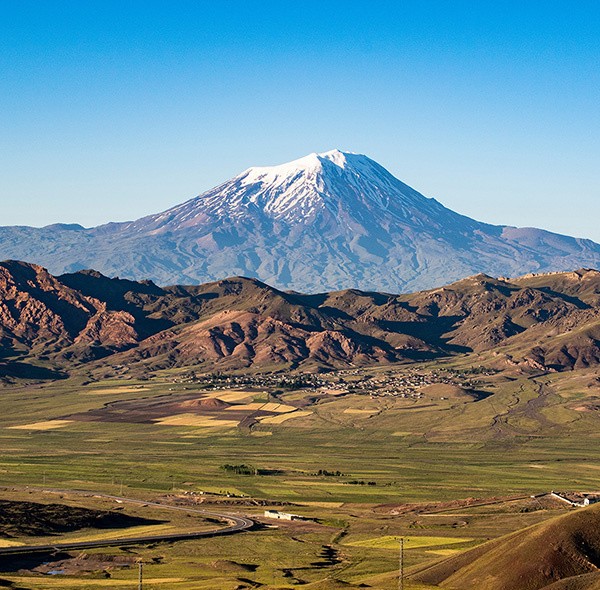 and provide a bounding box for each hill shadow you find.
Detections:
[59,270,173,338]
[0,362,67,380]
[0,551,72,573]
[379,316,472,354]
[534,287,590,309]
